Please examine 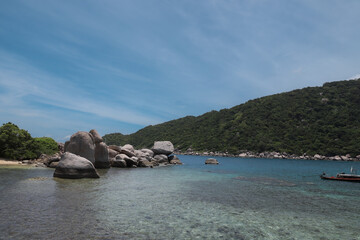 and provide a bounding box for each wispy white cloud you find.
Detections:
[1,0,360,140]
[0,50,164,126]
